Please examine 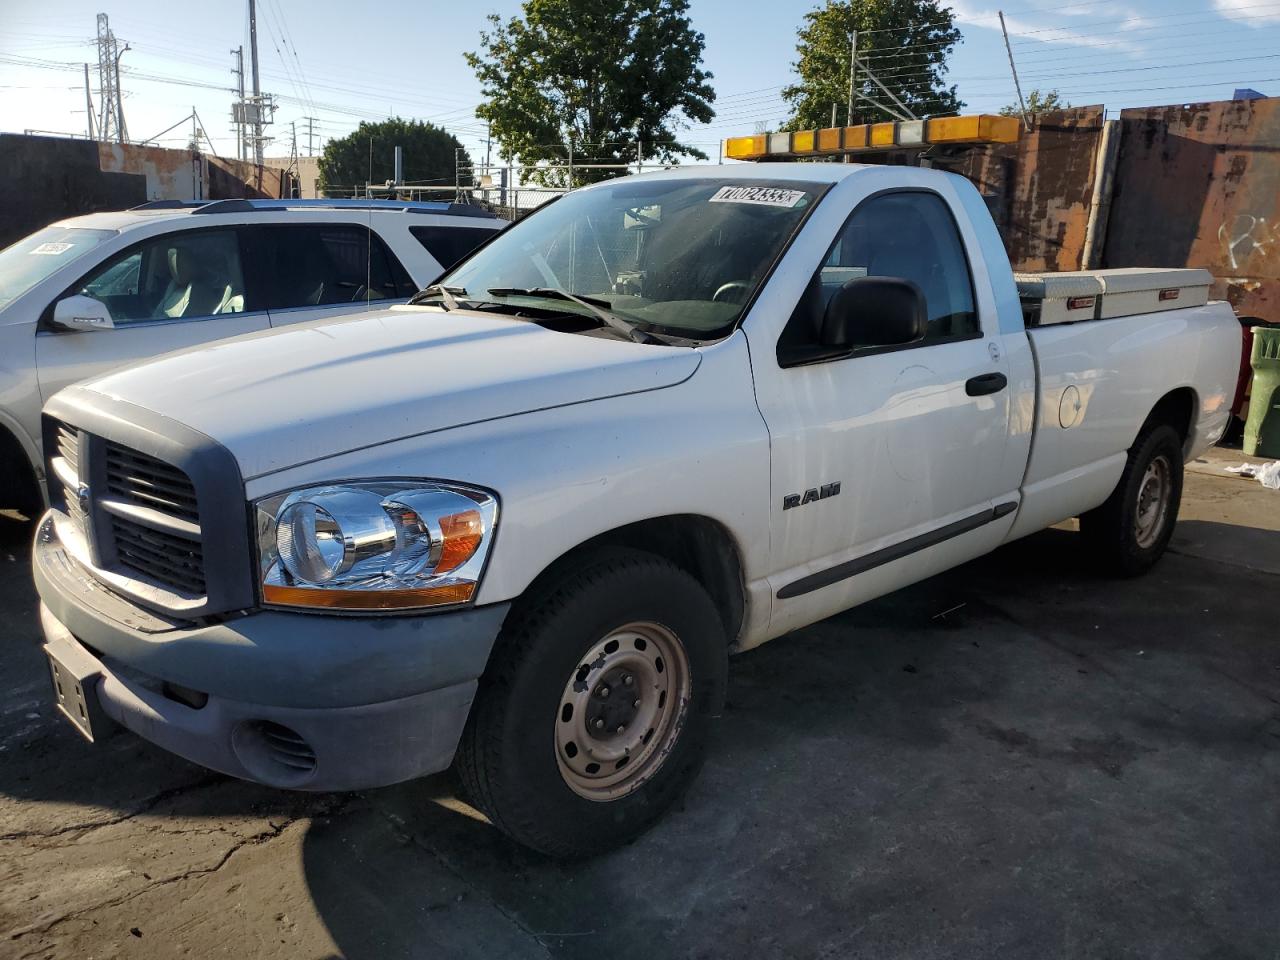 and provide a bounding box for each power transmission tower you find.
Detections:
[95,13,128,143]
